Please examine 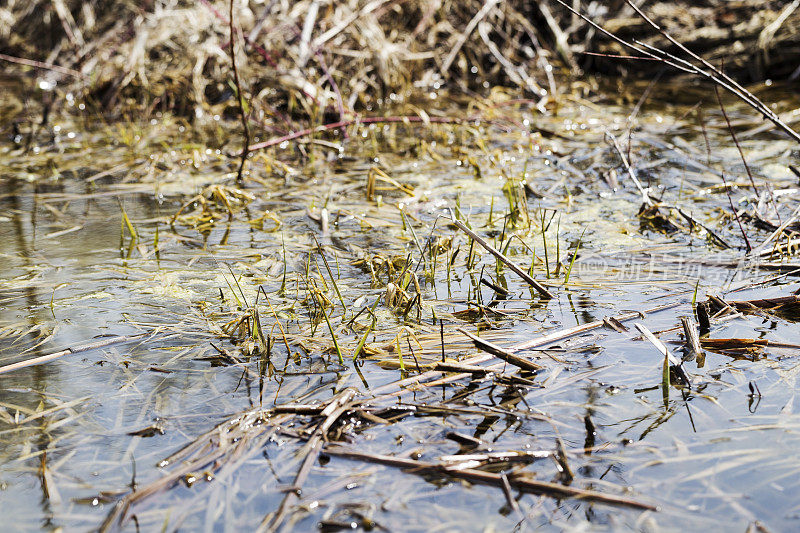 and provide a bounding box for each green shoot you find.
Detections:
[120,203,138,241]
[317,290,344,364]
[564,228,586,285]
